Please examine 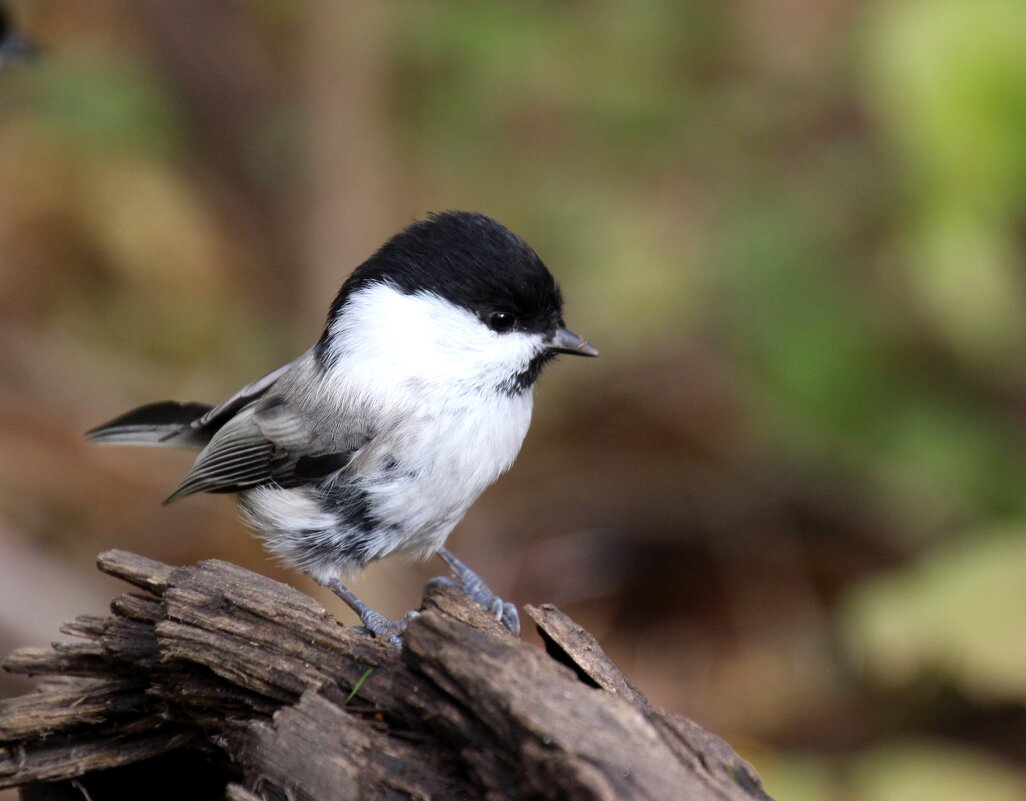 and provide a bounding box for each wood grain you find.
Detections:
[1,550,772,800]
